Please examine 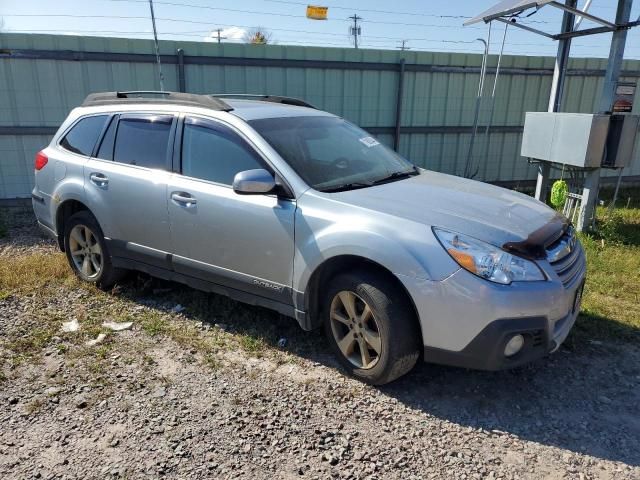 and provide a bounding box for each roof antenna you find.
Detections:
[148,0,165,92]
